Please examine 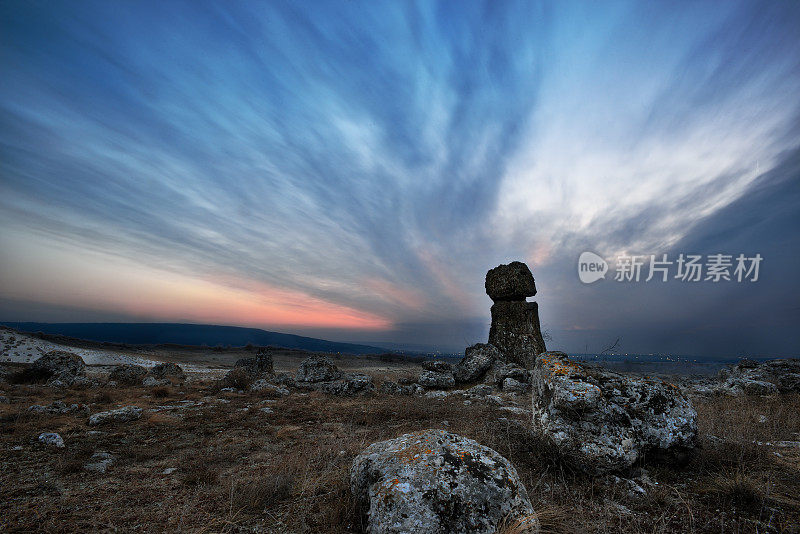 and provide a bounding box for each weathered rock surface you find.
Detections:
[379,381,415,395]
[421,360,453,373]
[38,432,65,448]
[31,351,86,384]
[718,358,800,394]
[84,452,115,473]
[142,376,170,387]
[532,352,697,474]
[417,370,455,389]
[149,362,185,379]
[296,356,342,383]
[233,351,274,377]
[351,429,538,534]
[88,406,143,426]
[488,301,546,367]
[28,401,88,415]
[485,261,537,301]
[484,262,546,366]
[317,372,374,396]
[109,364,148,386]
[249,379,290,396]
[454,343,499,383]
